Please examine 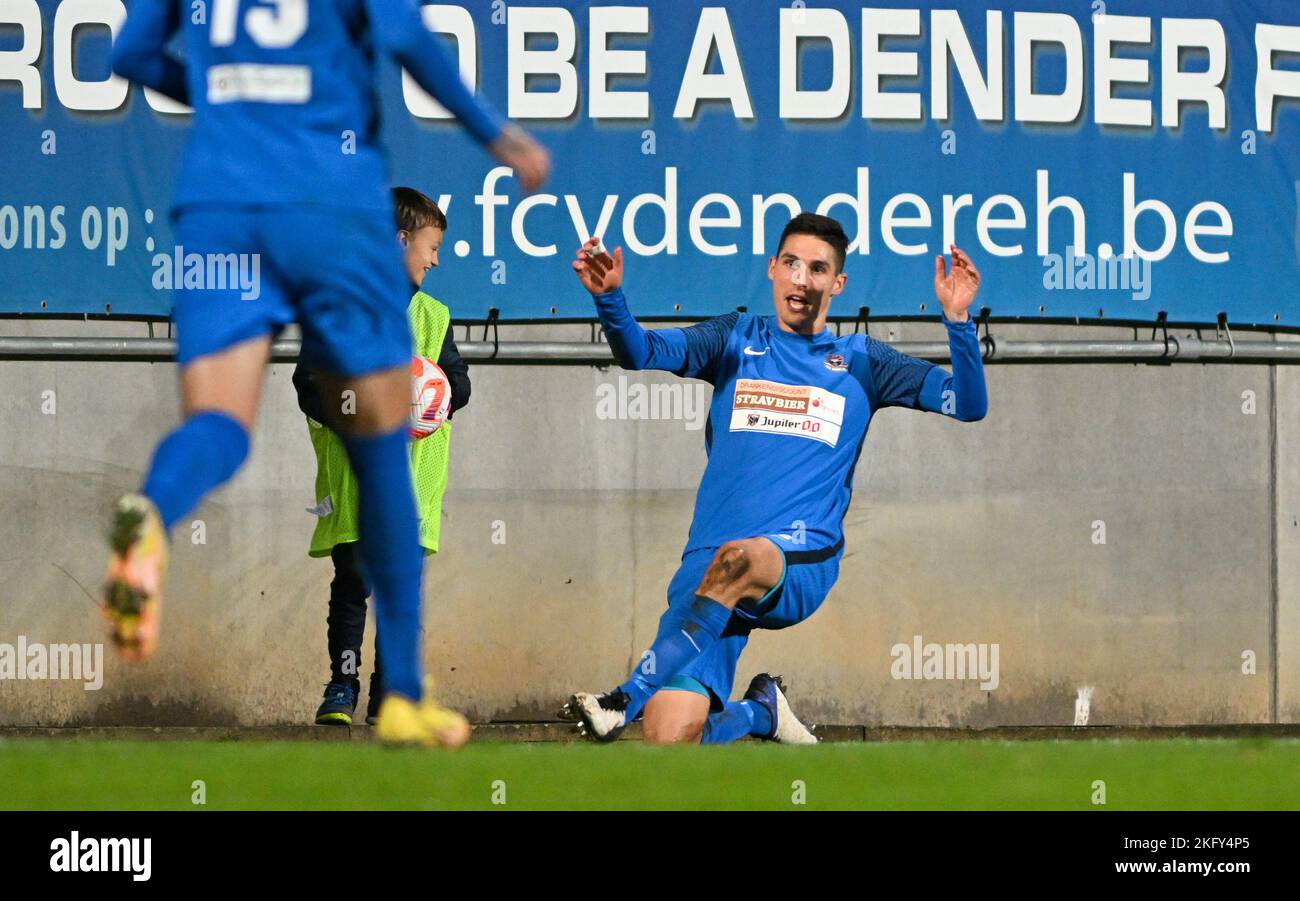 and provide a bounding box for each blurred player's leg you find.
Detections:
[102,202,291,660]
[318,367,468,748]
[319,366,420,705]
[103,334,268,661]
[279,203,466,748]
[145,334,268,525]
[368,639,385,725]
